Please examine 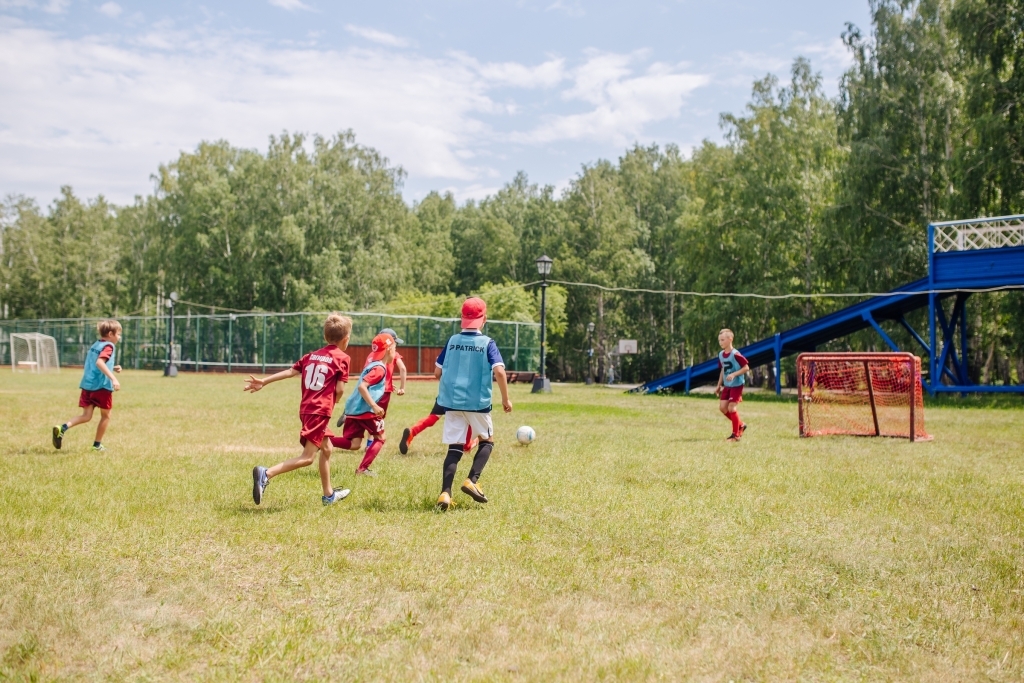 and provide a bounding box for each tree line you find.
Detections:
[2,0,1022,386]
